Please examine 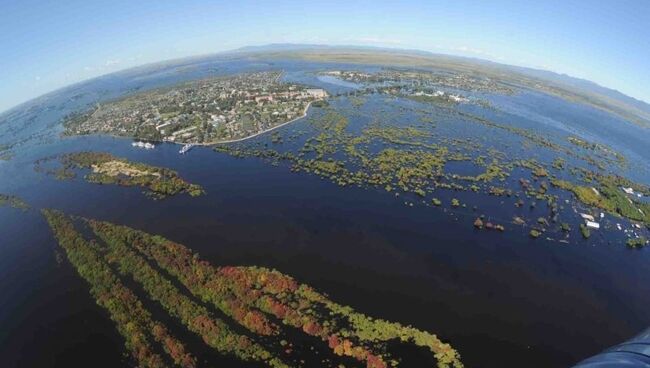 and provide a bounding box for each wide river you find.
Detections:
[1,57,650,368]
